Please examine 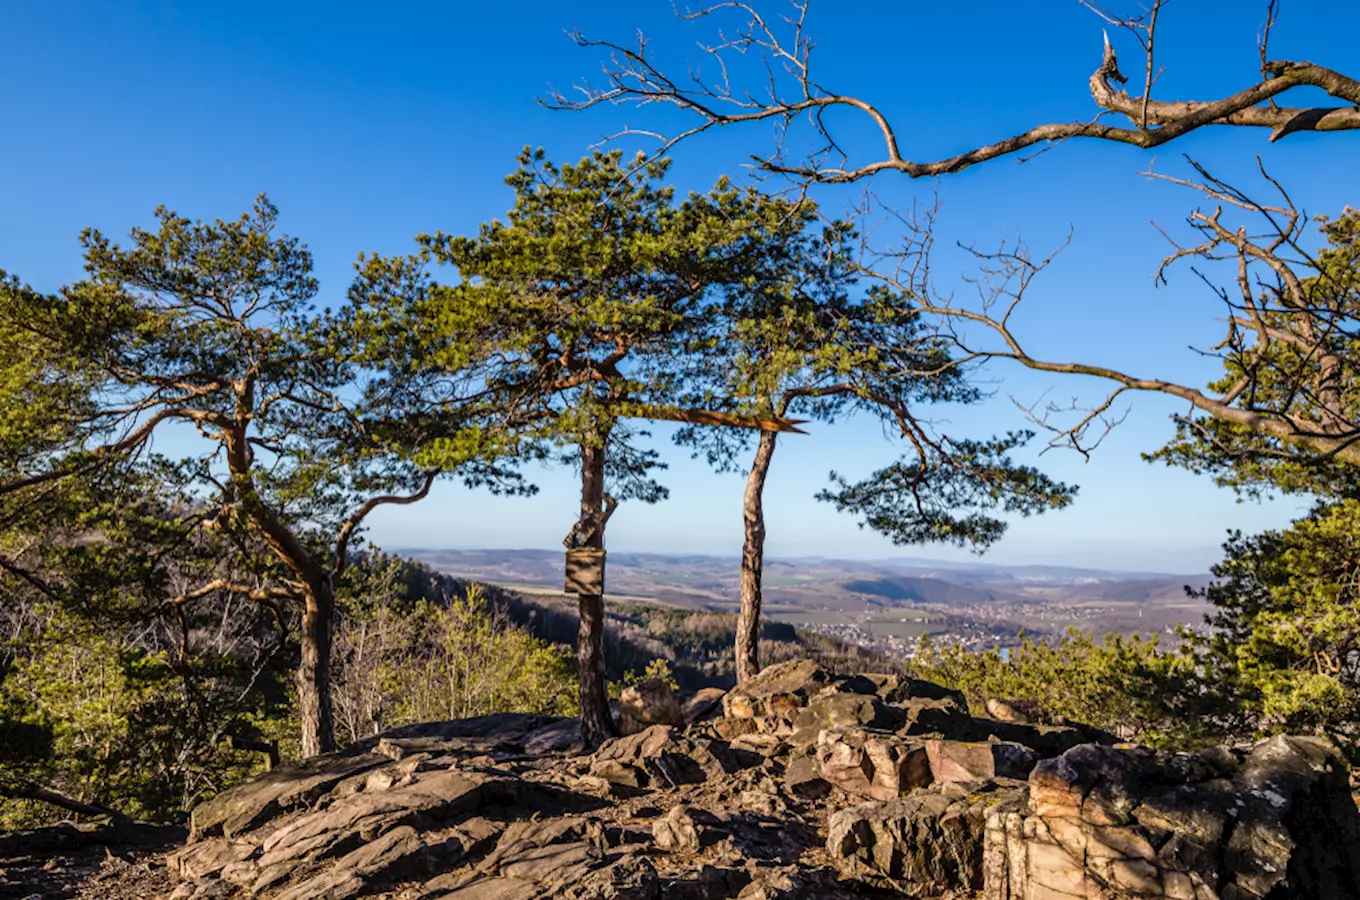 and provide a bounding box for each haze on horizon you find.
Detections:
[4,0,1353,573]
[398,545,1211,580]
